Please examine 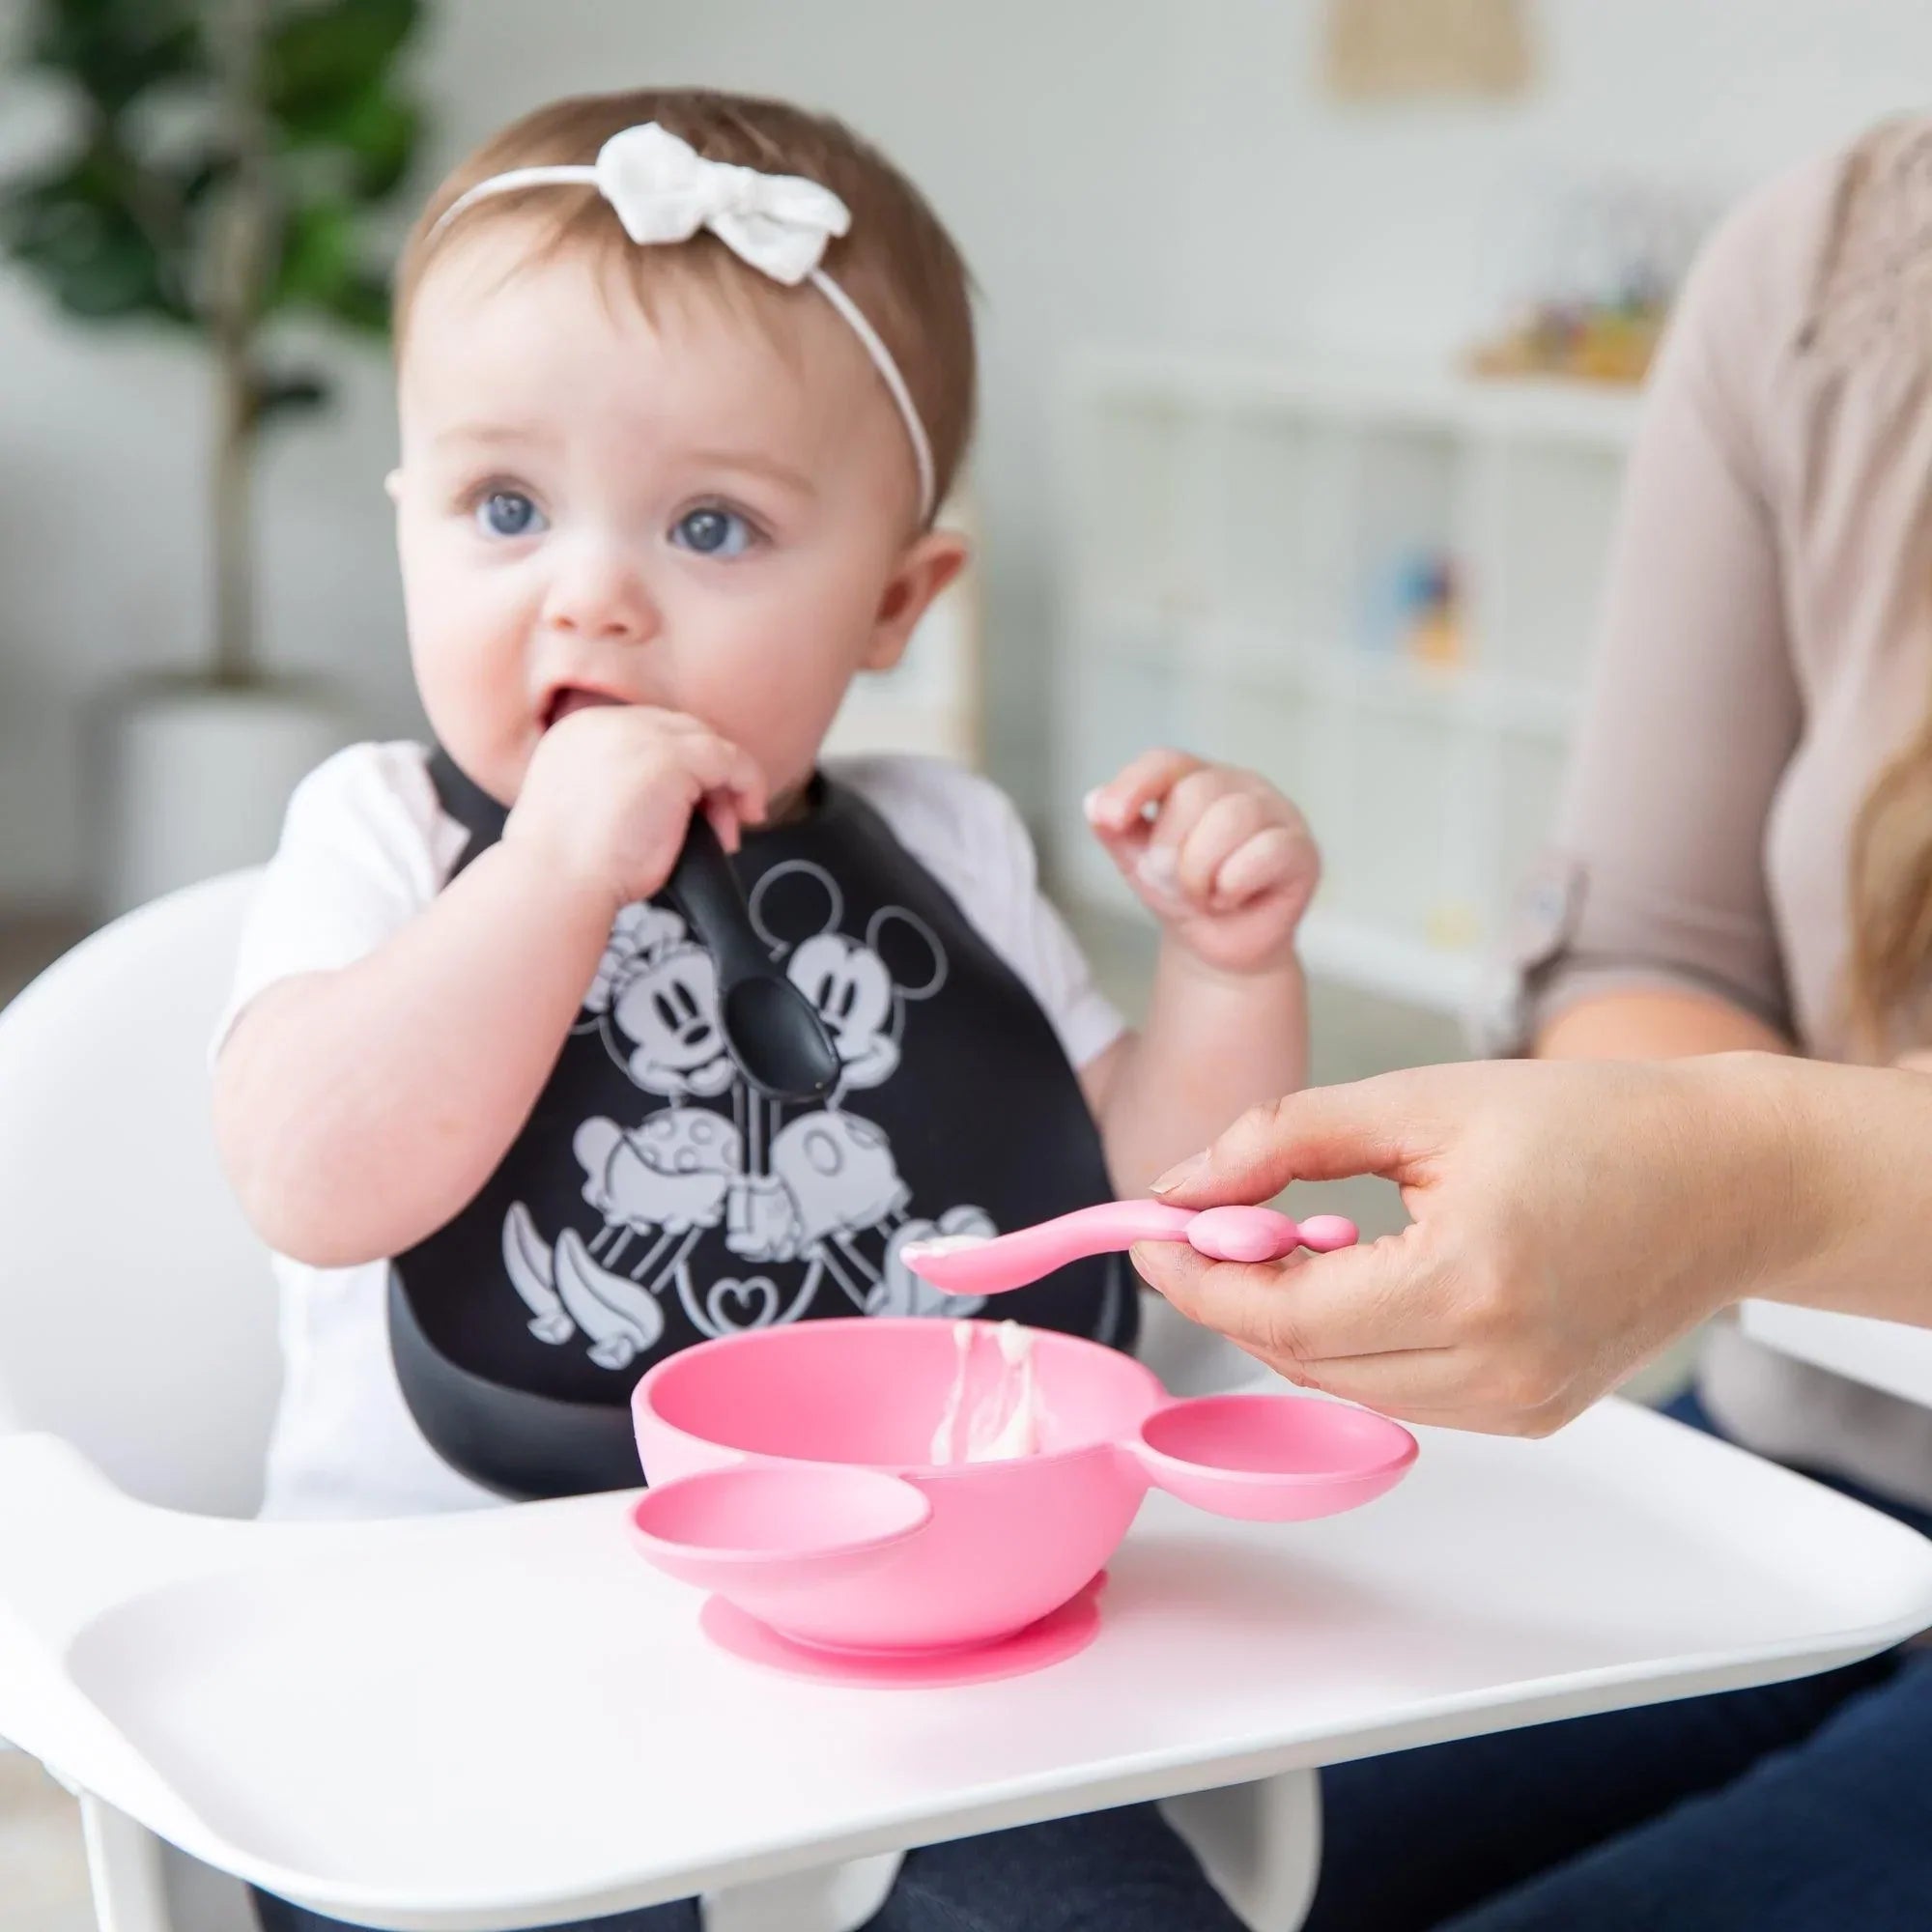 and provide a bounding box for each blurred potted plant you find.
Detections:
[0,0,422,912]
